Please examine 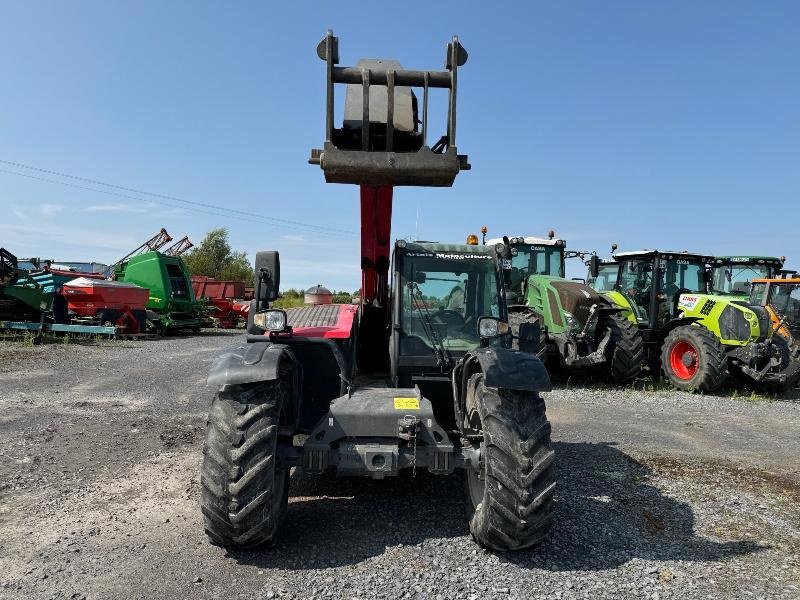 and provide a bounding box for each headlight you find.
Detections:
[563,311,582,333]
[253,309,288,332]
[478,317,510,339]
